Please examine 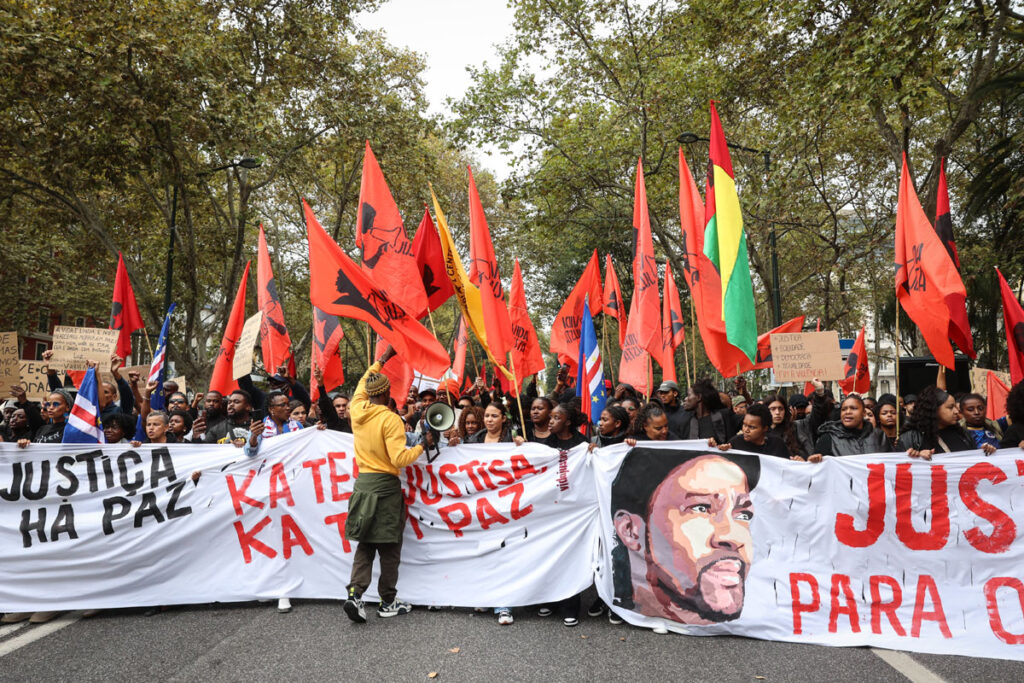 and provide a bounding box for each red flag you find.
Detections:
[618,295,650,394]
[467,167,515,363]
[257,225,294,373]
[411,208,454,315]
[604,254,627,348]
[804,319,821,397]
[376,337,414,409]
[452,316,469,385]
[110,252,145,360]
[894,153,961,369]
[508,259,546,384]
[935,159,975,359]
[631,158,662,358]
[305,199,450,378]
[838,325,870,395]
[356,141,428,319]
[681,149,753,377]
[551,249,602,365]
[209,262,251,395]
[751,316,806,370]
[987,371,1010,421]
[309,305,344,403]
[661,263,686,382]
[997,268,1024,385]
